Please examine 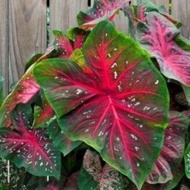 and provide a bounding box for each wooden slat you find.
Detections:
[113,9,129,33]
[0,0,9,95]
[171,0,190,39]
[151,0,169,11]
[49,0,89,42]
[131,0,169,11]
[9,0,47,85]
[130,0,137,4]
